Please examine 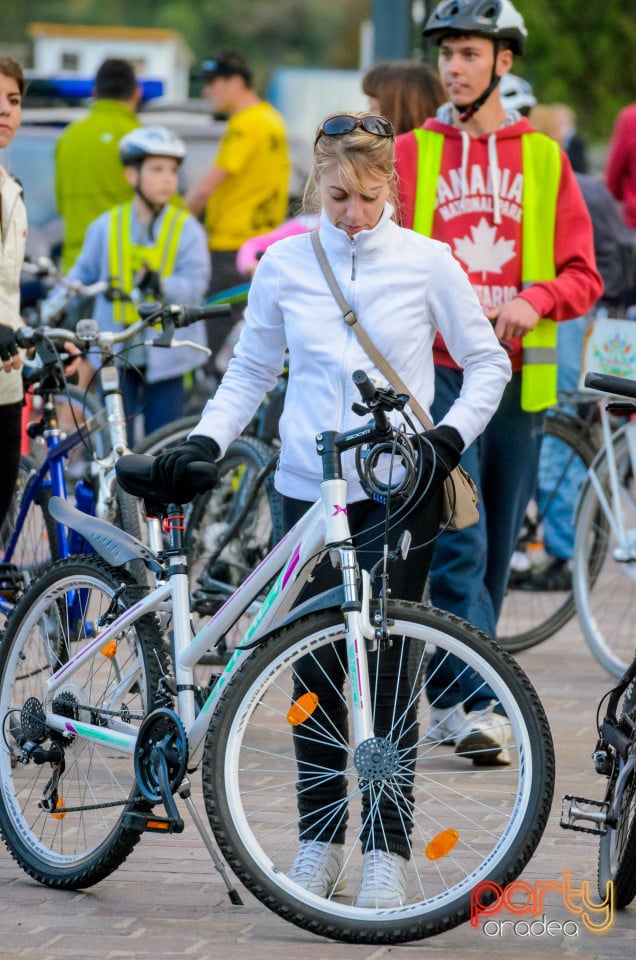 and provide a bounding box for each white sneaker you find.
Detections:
[425,704,468,745]
[455,703,512,766]
[355,850,408,908]
[288,841,345,897]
